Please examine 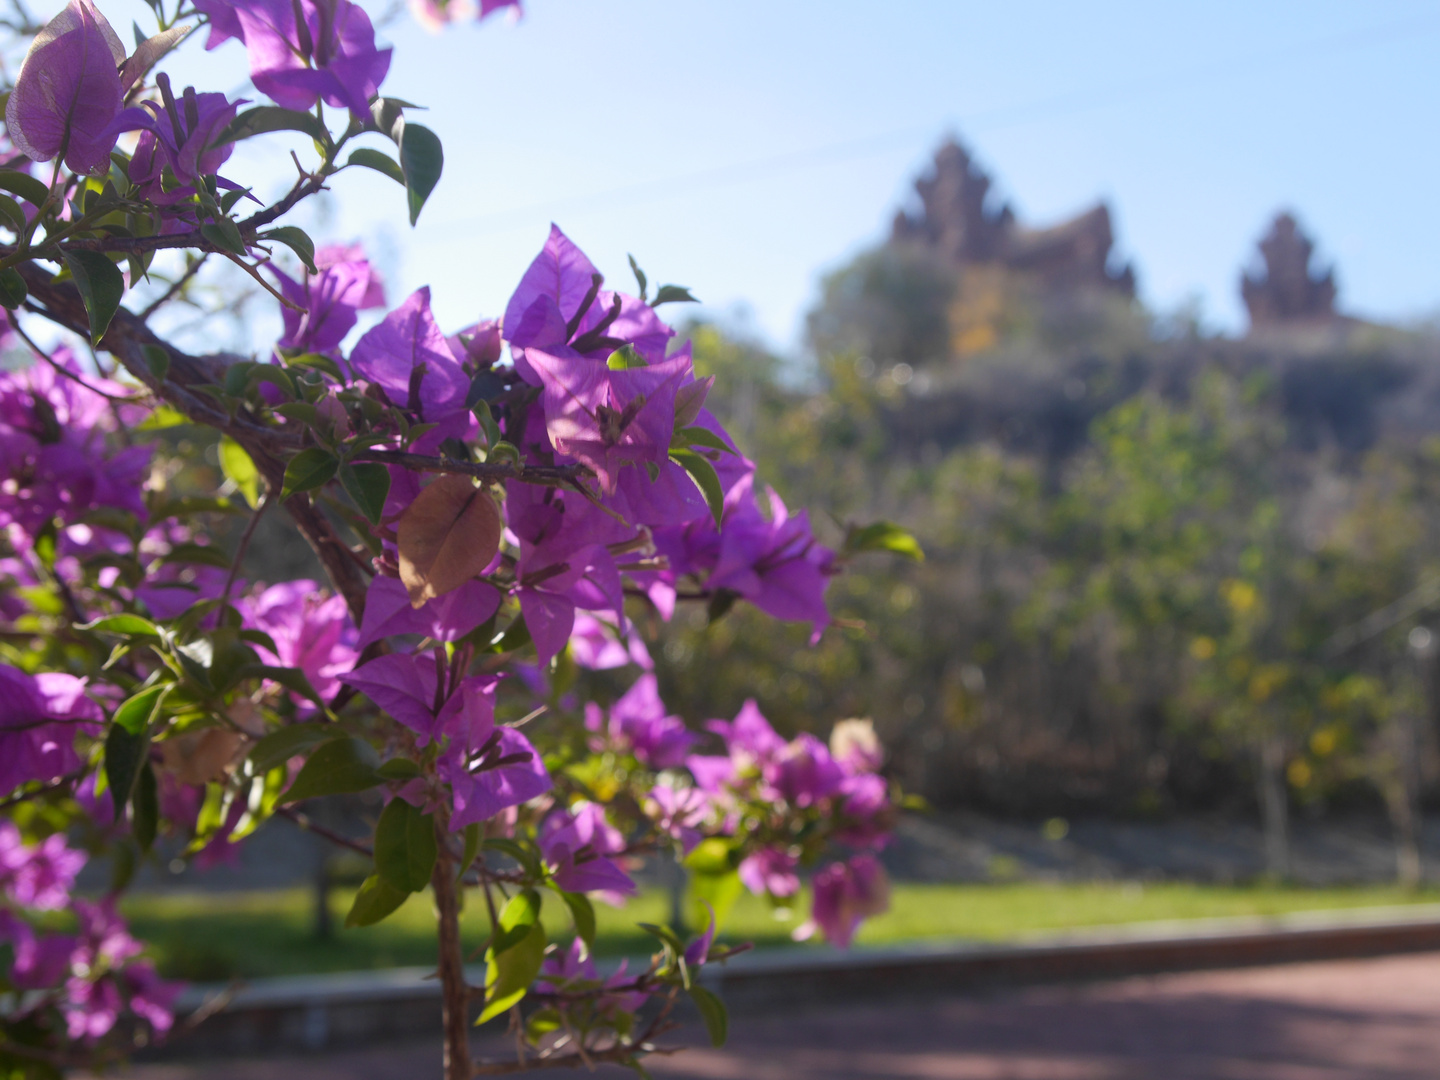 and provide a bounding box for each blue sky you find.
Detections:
[108,0,1440,353]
